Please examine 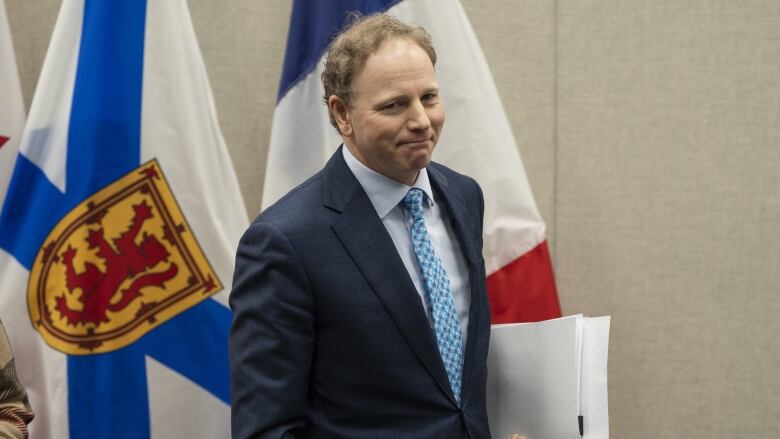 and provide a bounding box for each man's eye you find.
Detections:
[381,102,400,111]
[422,94,438,102]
